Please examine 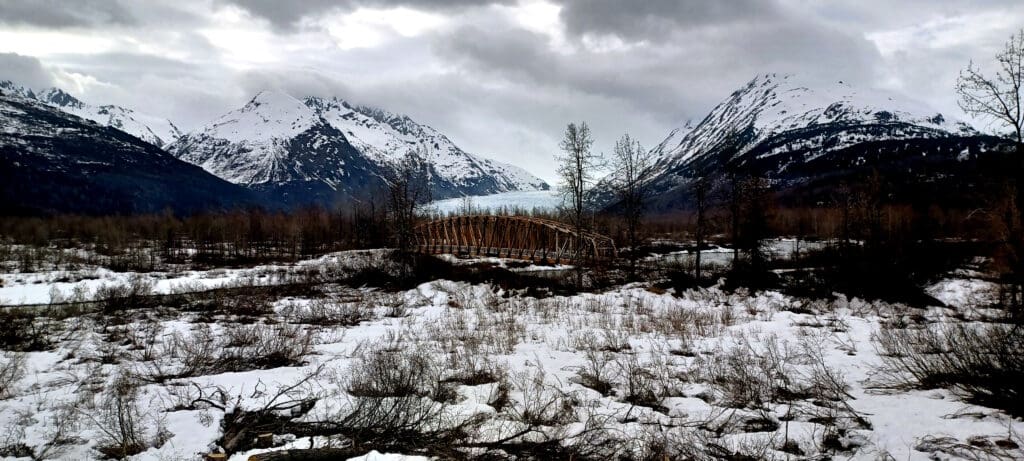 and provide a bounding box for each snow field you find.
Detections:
[425,190,562,214]
[0,250,1018,460]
